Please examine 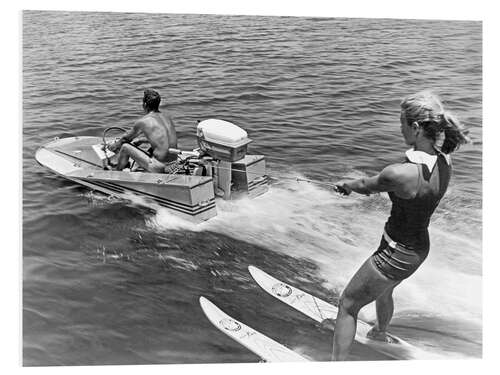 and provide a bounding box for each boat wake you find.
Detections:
[147,171,482,359]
